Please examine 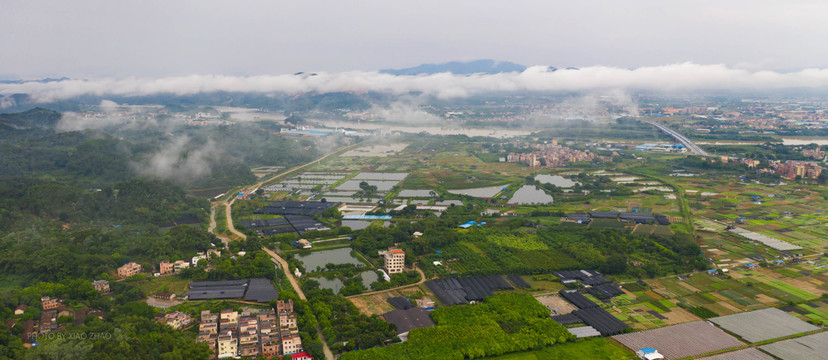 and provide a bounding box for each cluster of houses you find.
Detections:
[506,142,610,167]
[762,160,823,179]
[10,291,106,347]
[116,249,223,279]
[197,300,311,359]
